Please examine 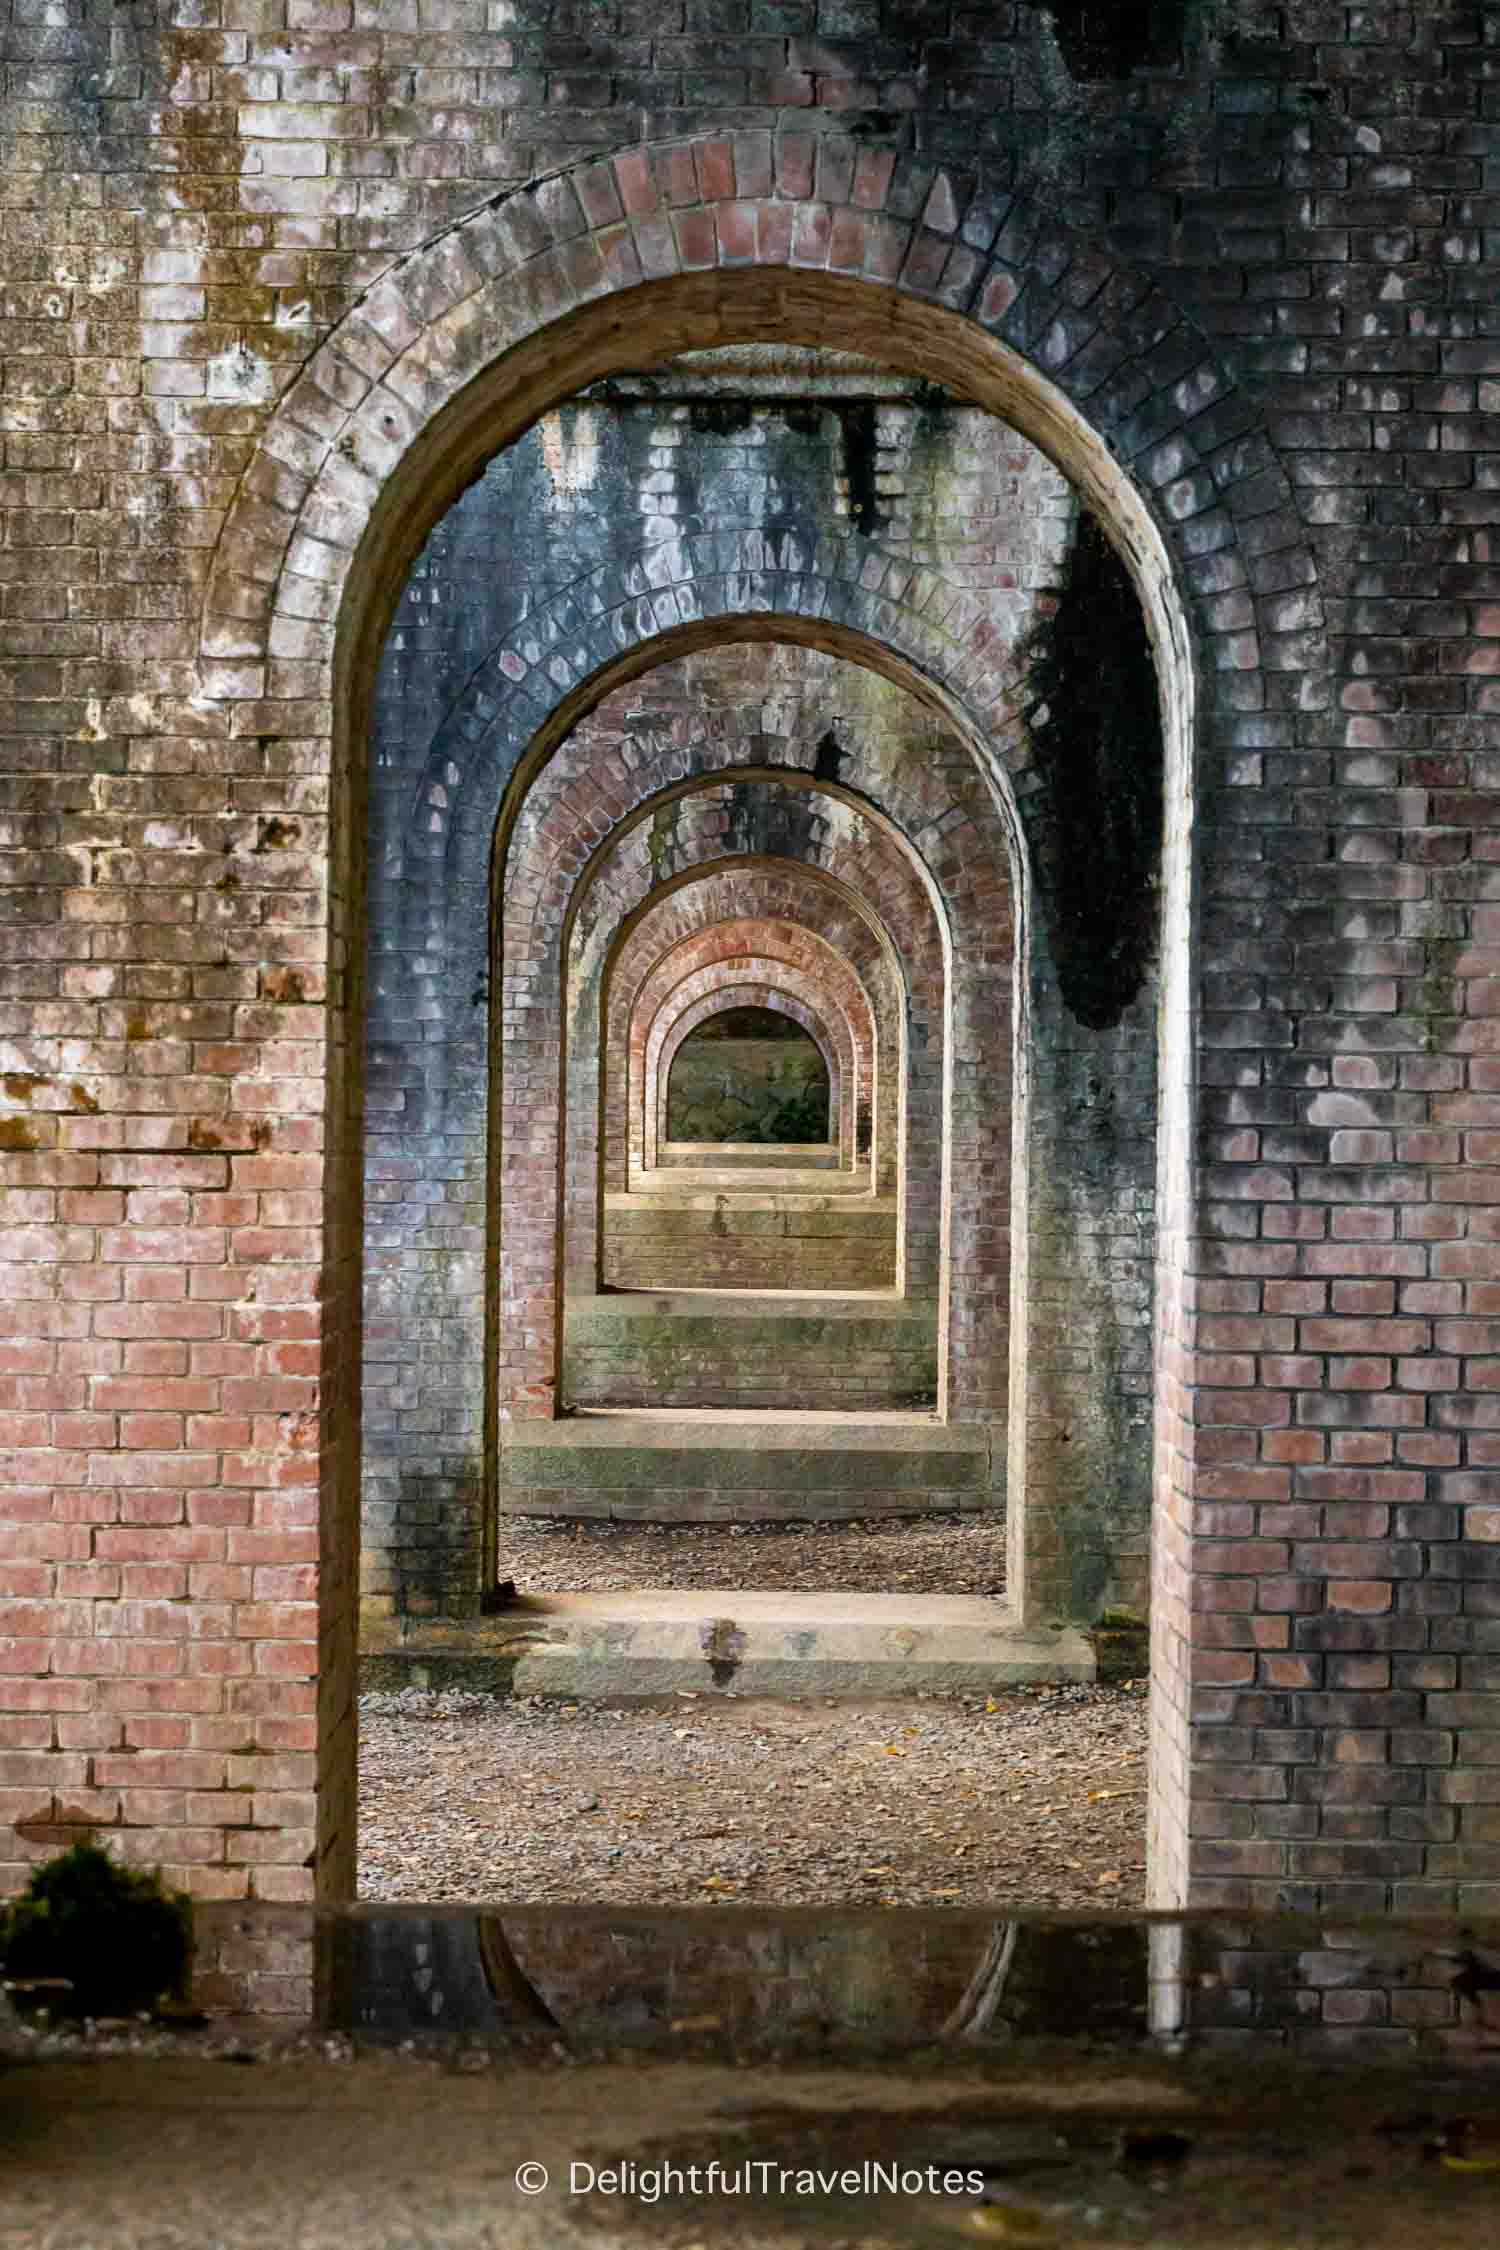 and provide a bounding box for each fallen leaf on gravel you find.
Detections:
[969,2206,1056,2241]
[358,1681,1148,1911]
